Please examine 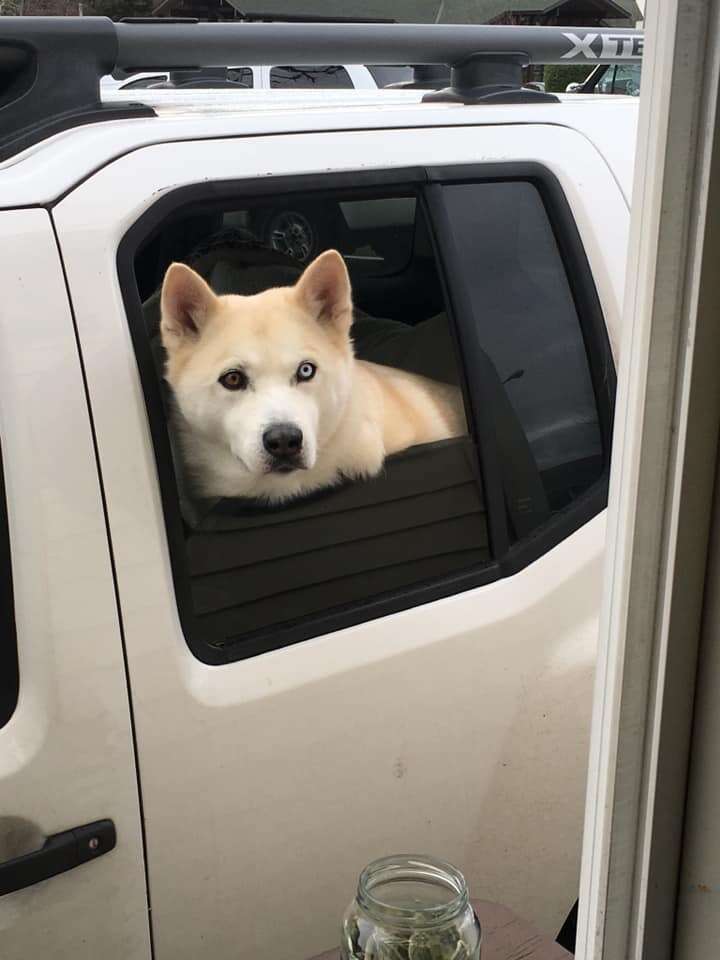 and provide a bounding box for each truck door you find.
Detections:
[55,123,627,960]
[0,210,150,959]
